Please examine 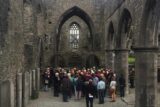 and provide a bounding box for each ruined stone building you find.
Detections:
[0,0,160,107]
